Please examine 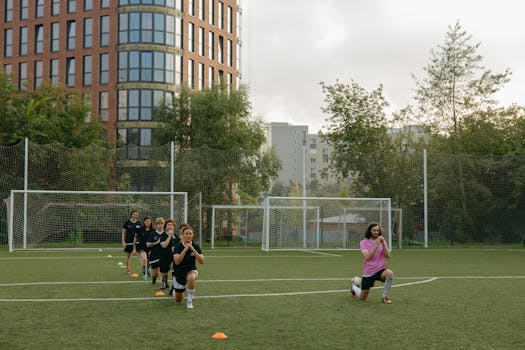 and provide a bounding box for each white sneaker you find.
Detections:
[186,301,193,309]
